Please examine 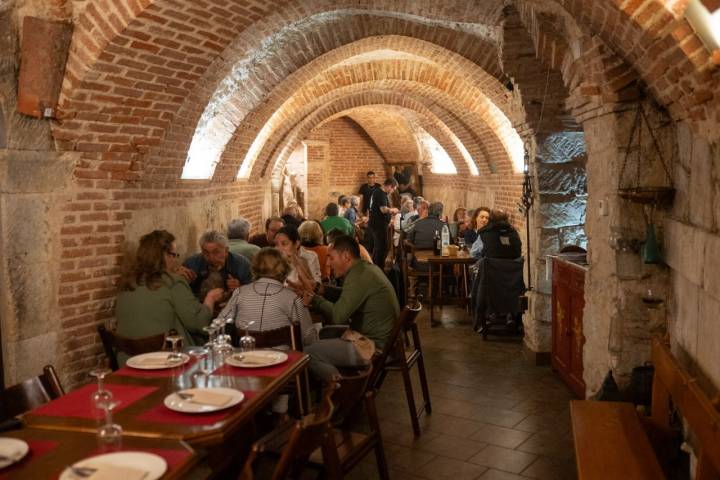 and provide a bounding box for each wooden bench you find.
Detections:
[570,337,720,480]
